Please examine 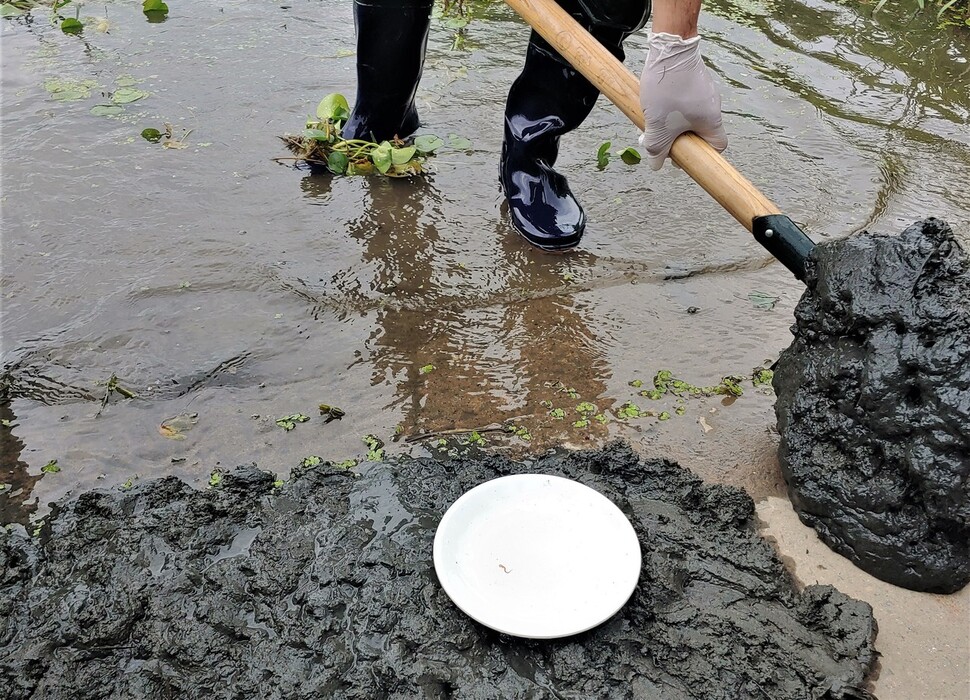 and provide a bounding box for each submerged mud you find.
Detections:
[0,445,876,699]
[774,219,970,594]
